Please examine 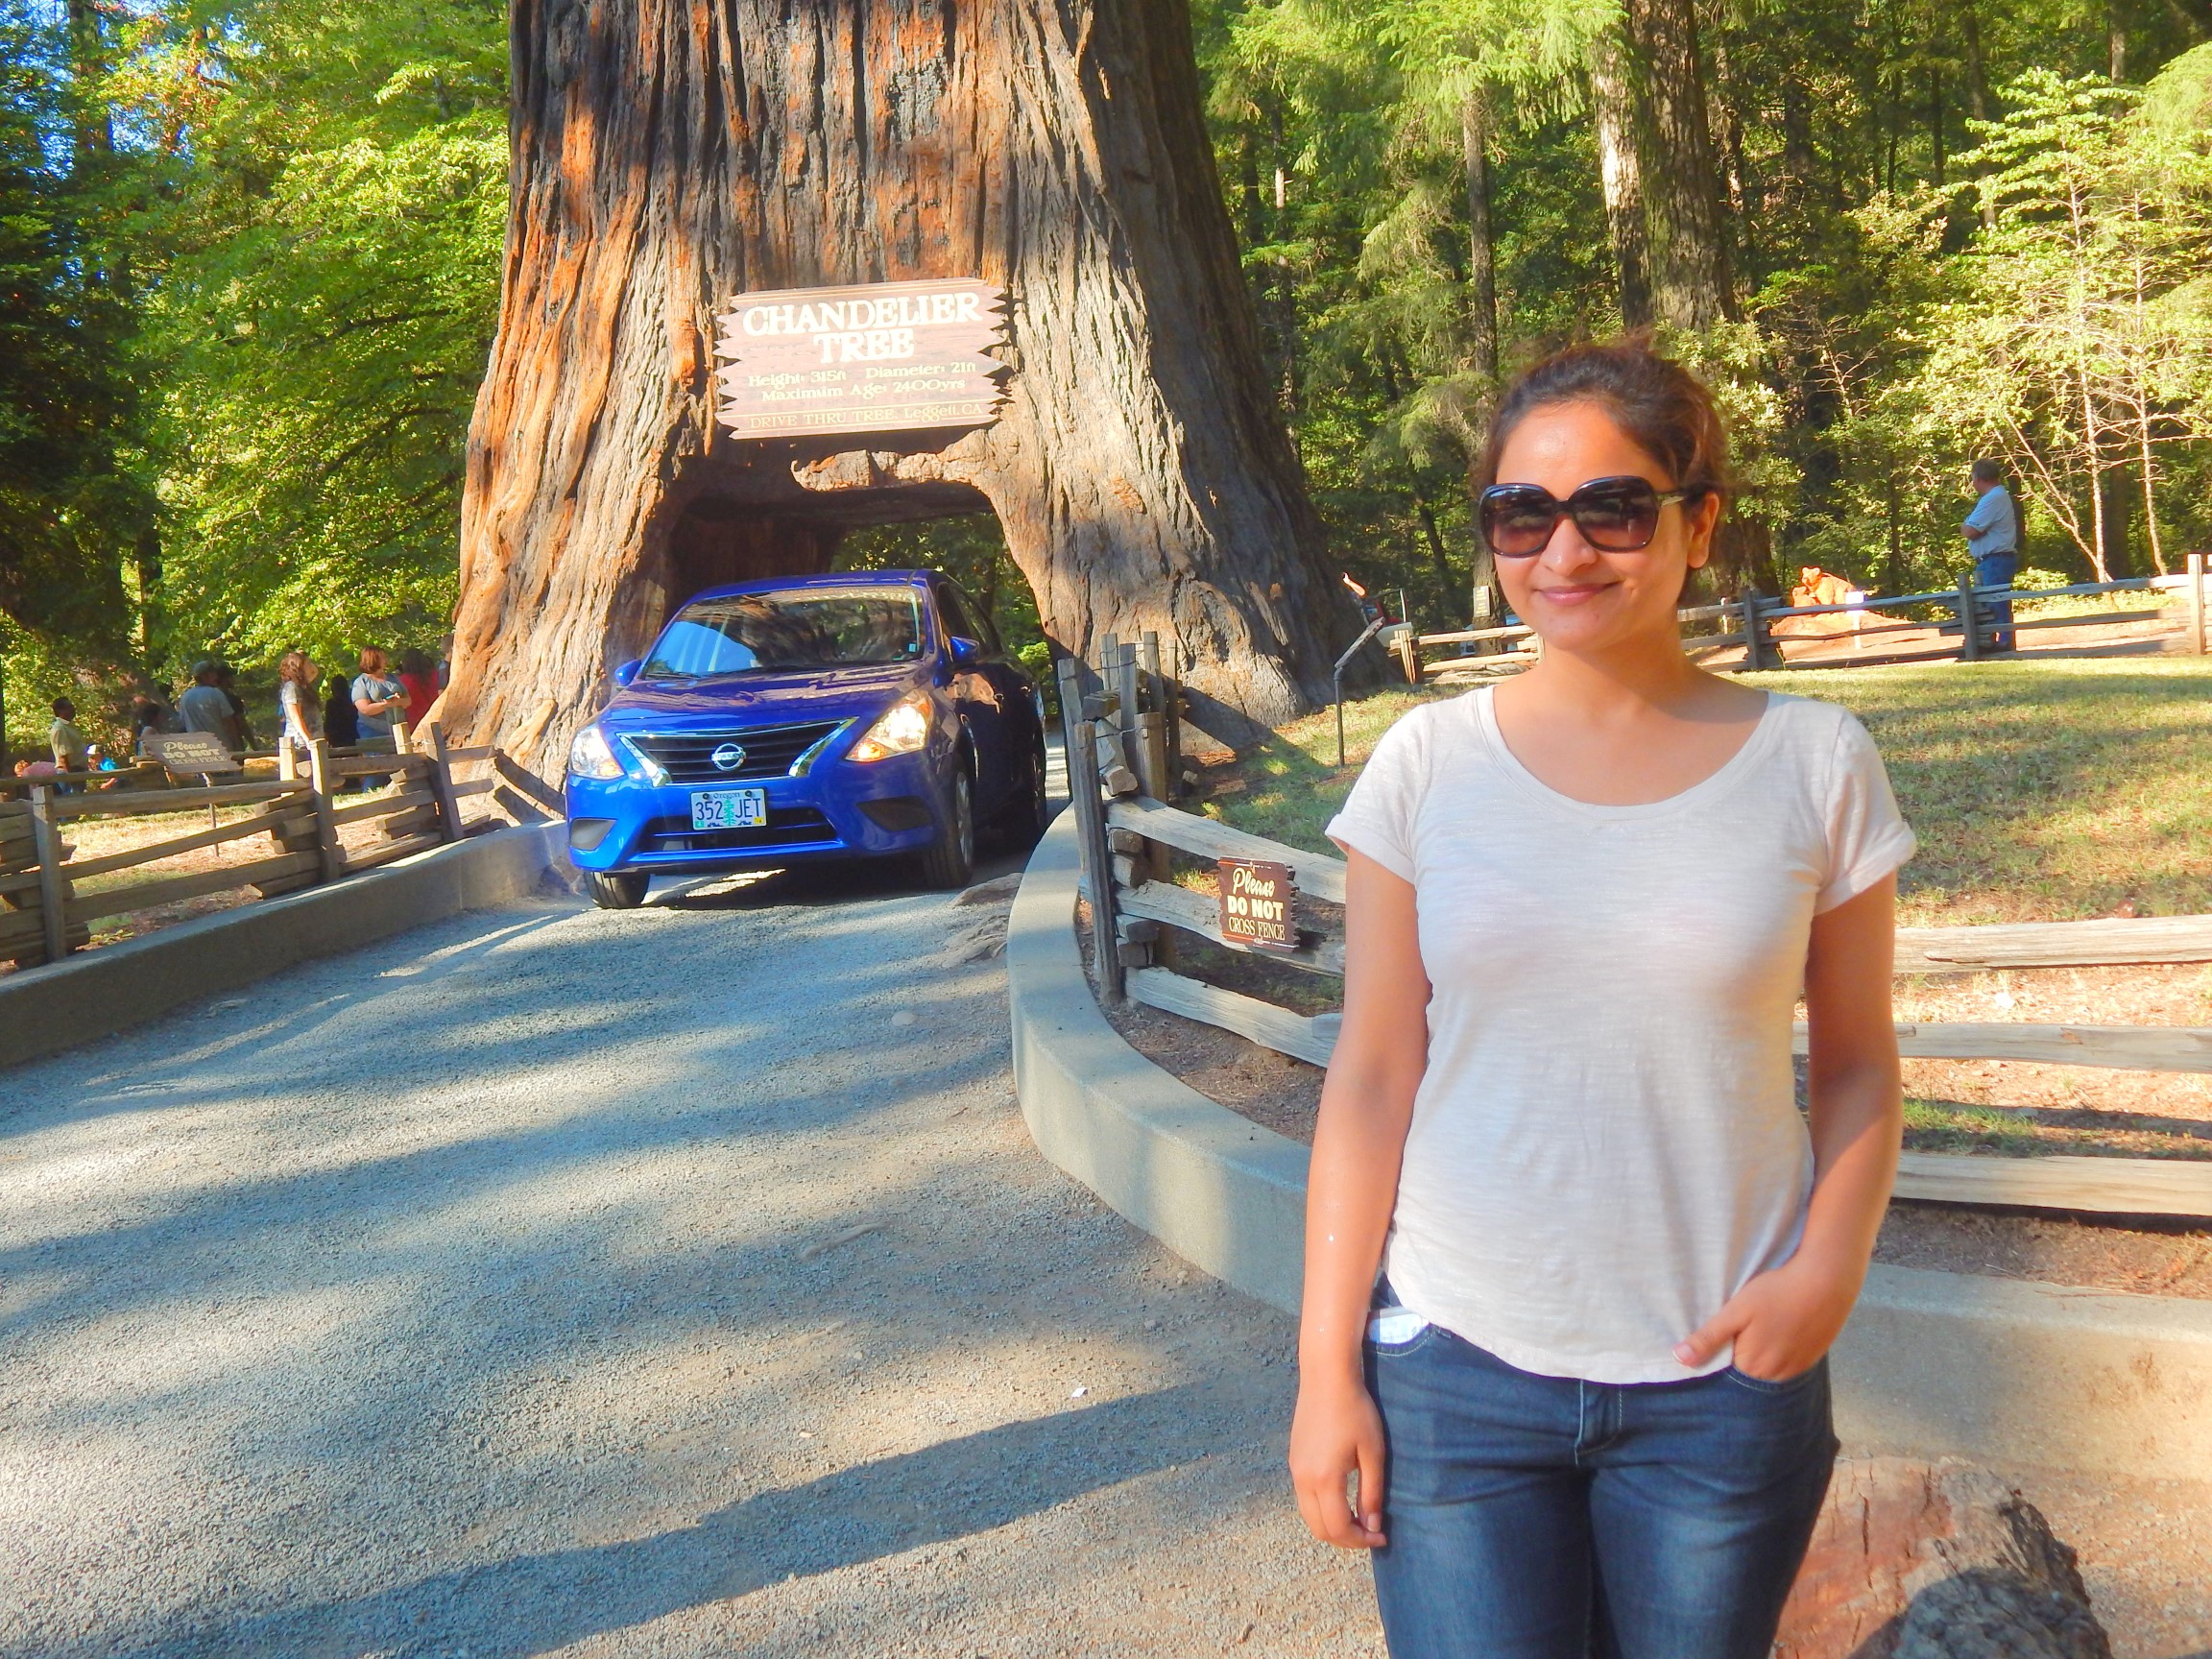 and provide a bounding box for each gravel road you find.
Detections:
[0,838,1380,1658]
[6,833,2208,1658]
